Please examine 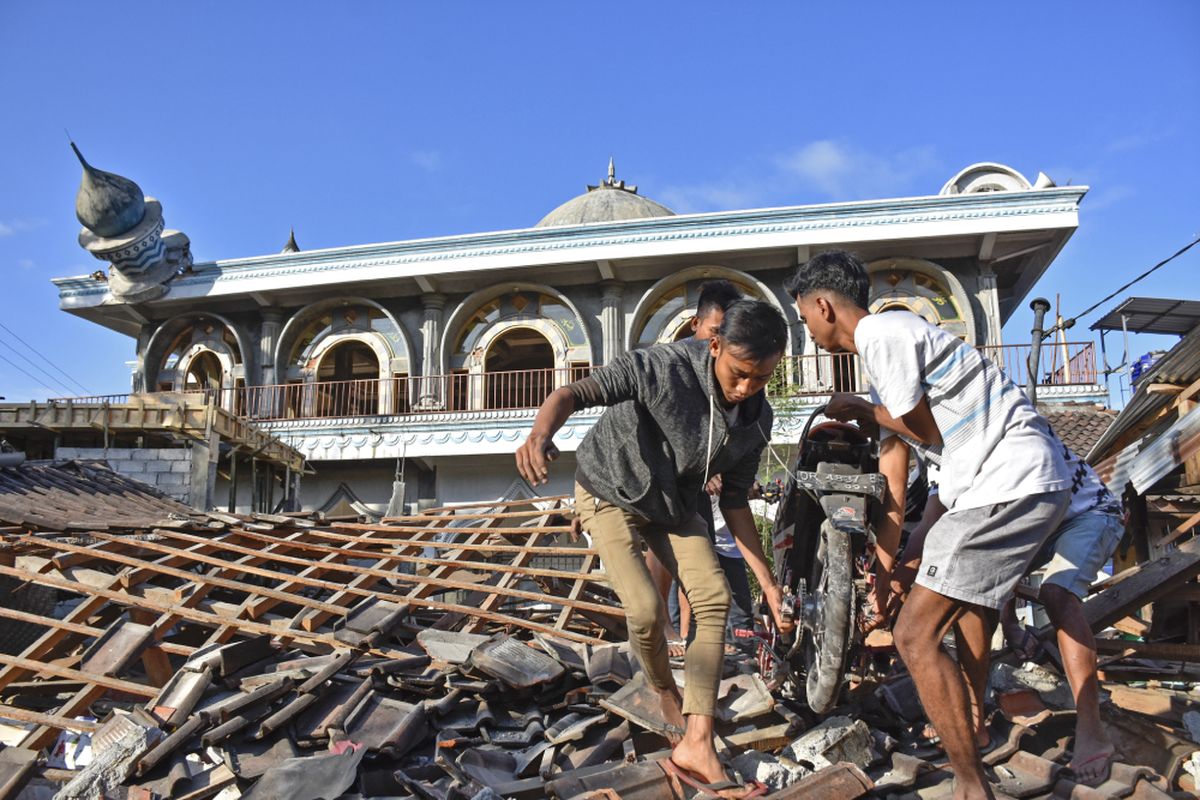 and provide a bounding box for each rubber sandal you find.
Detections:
[1065,747,1115,787]
[667,639,687,659]
[661,759,767,799]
